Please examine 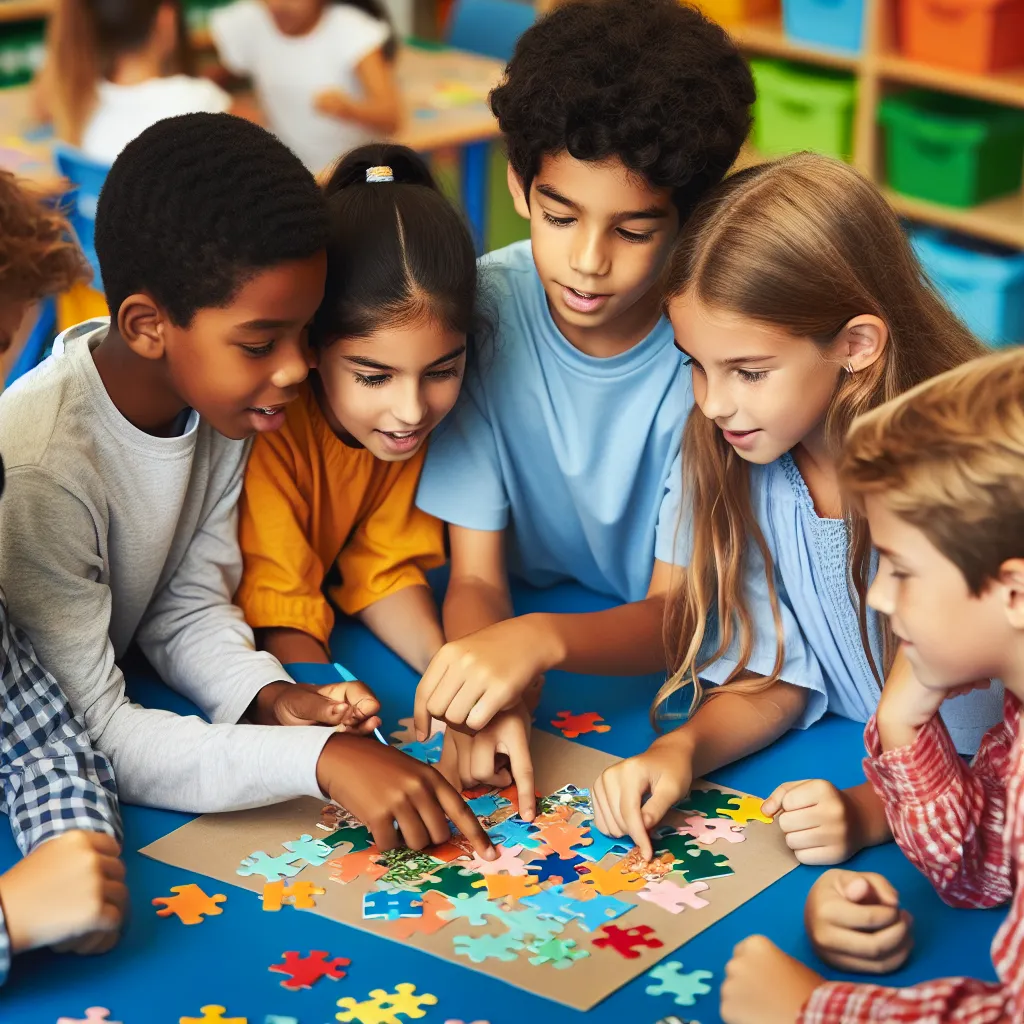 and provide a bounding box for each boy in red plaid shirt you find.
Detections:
[721,347,1024,1024]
